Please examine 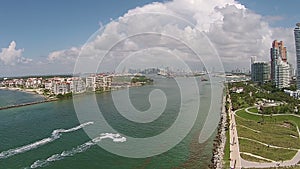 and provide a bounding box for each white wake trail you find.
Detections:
[28,133,126,169]
[0,122,94,160]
